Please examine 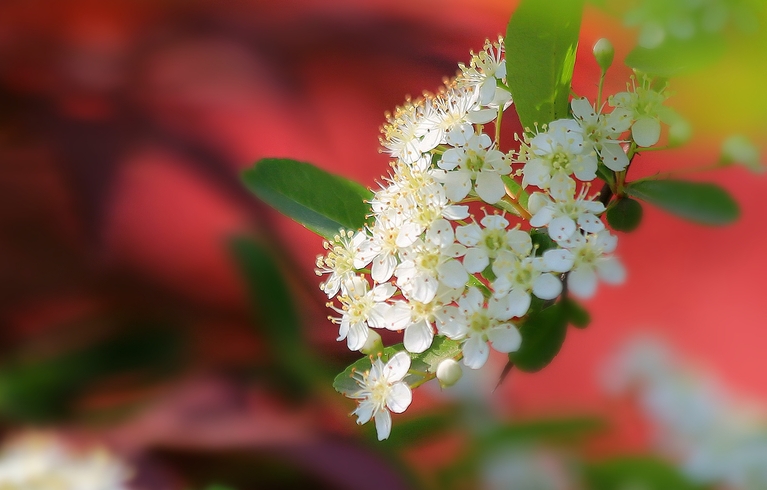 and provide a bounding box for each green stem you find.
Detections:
[597,69,607,108]
[495,105,504,145]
